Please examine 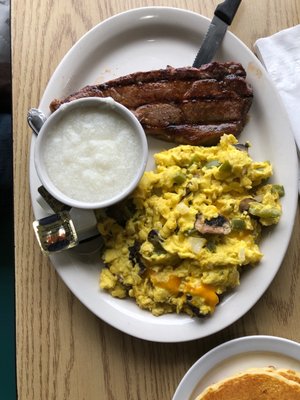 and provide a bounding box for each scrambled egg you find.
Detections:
[97,134,284,317]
